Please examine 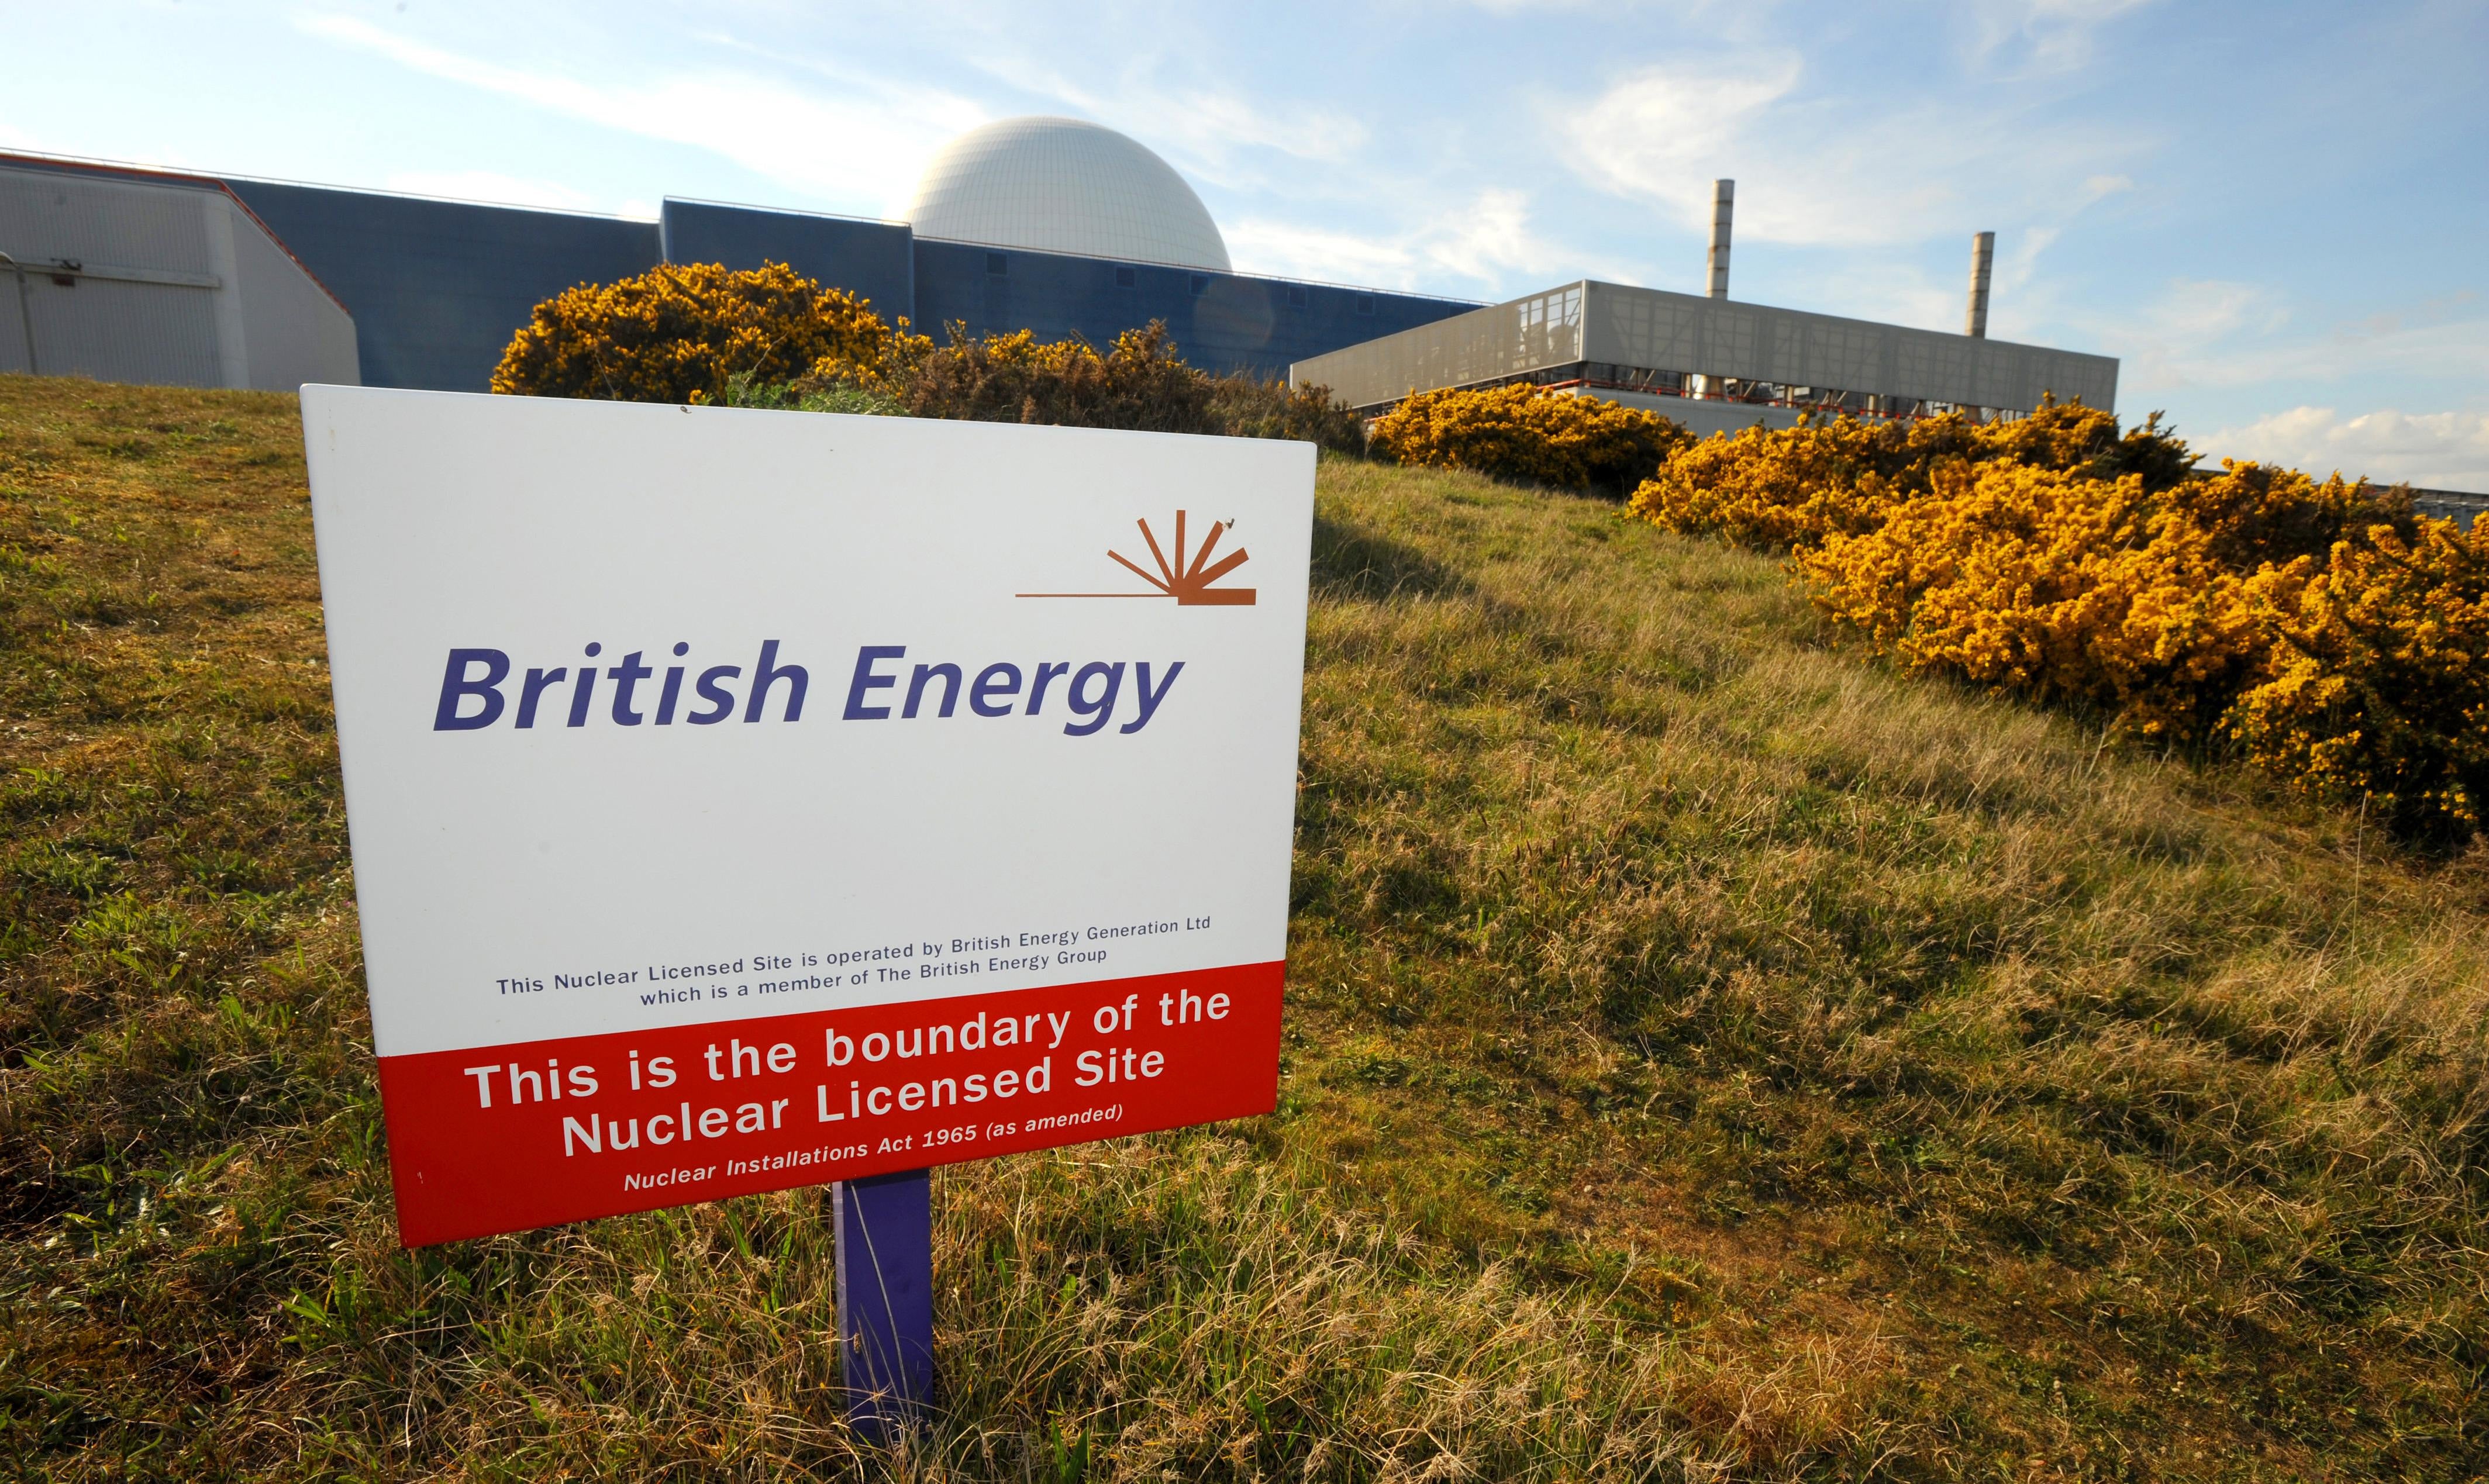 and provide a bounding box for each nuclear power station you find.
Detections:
[1,130,2115,429]
[1288,181,2115,439]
